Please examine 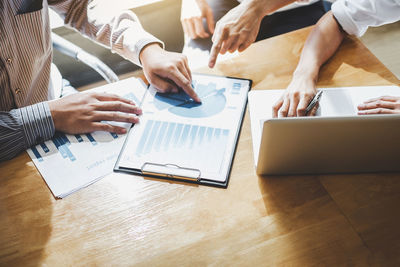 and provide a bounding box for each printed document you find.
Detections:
[116,74,251,183]
[27,78,147,198]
